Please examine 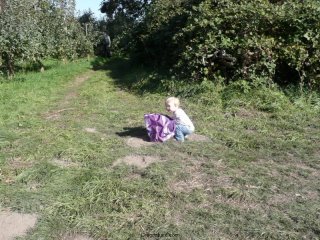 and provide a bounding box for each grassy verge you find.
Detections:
[0,57,319,239]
